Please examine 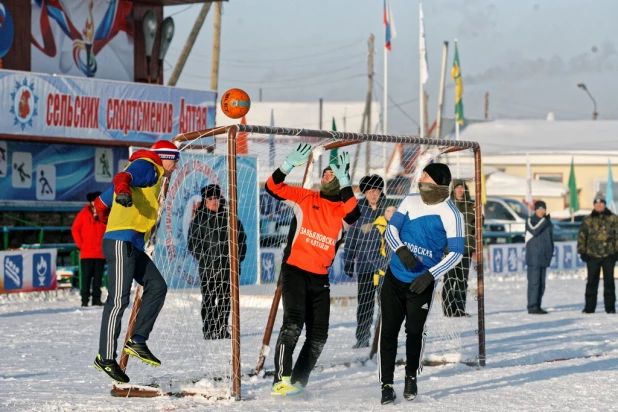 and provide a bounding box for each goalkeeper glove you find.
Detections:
[396,246,417,271]
[281,143,312,173]
[115,193,133,207]
[409,271,435,294]
[330,152,351,187]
